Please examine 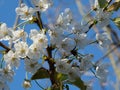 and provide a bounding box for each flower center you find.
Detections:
[39,38,44,43]
[58,64,64,69]
[11,57,16,62]
[25,11,30,16]
[21,49,26,54]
